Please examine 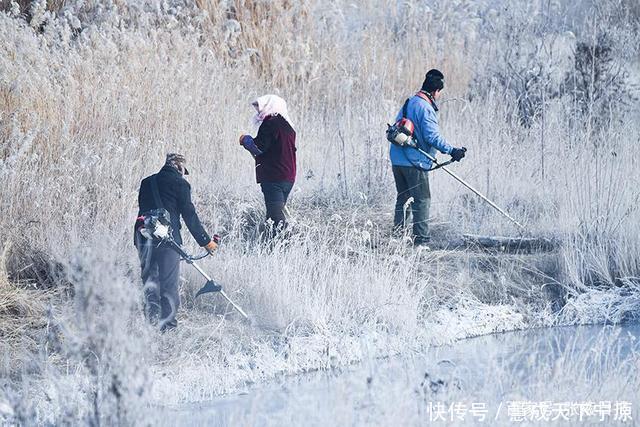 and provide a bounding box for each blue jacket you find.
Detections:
[389,93,453,170]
